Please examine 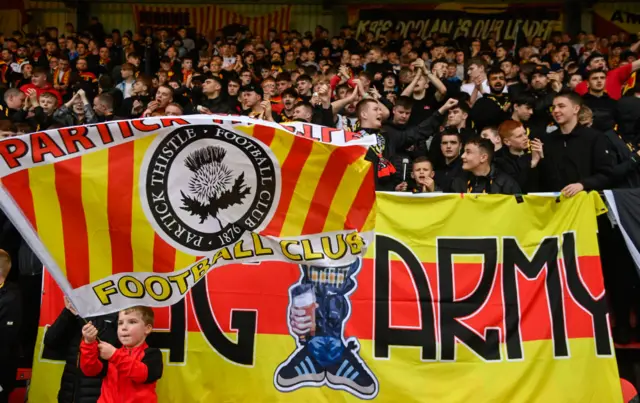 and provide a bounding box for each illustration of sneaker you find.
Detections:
[275,346,326,388]
[325,350,377,396]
